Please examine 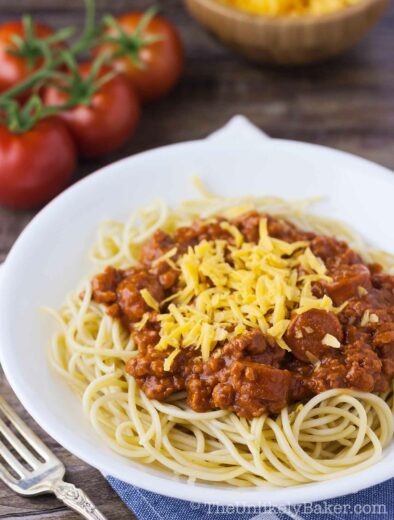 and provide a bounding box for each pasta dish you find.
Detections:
[48,182,394,487]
